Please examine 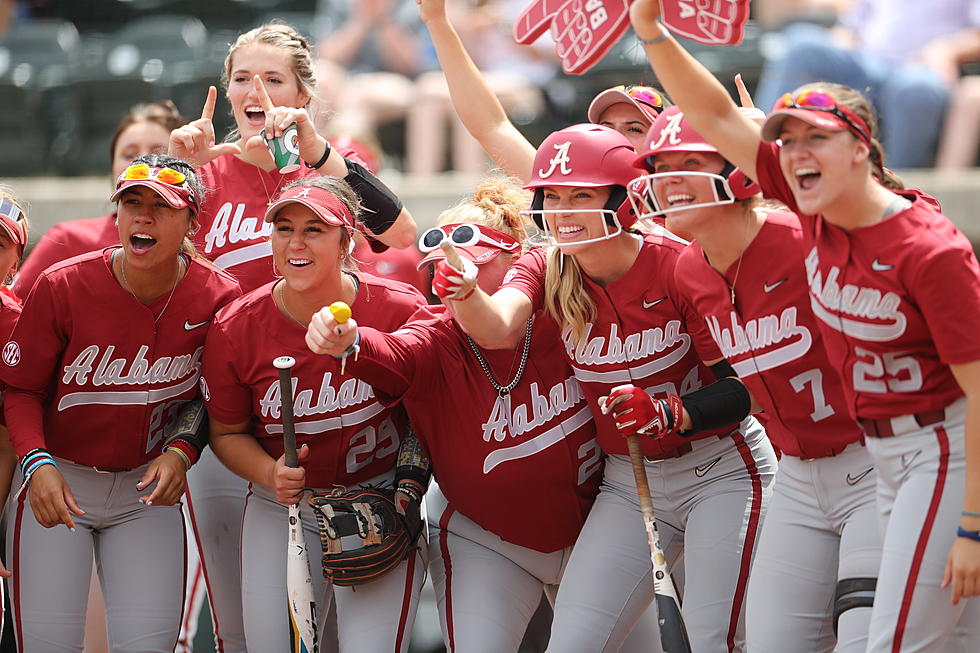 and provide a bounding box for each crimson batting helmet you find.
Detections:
[524,124,641,246]
[630,107,760,220]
